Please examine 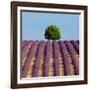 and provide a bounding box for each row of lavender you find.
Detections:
[21,40,79,78]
